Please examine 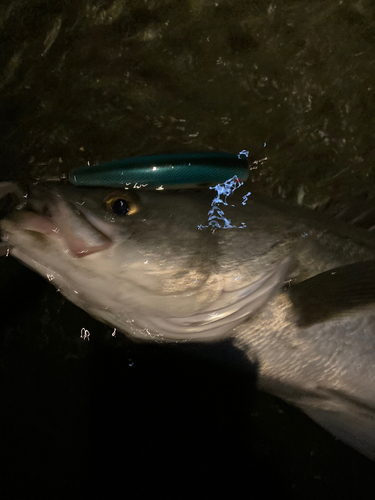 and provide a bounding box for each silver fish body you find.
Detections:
[1,180,375,459]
